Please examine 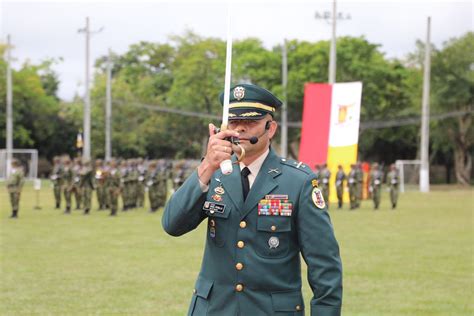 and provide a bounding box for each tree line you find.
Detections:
[0,31,472,185]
